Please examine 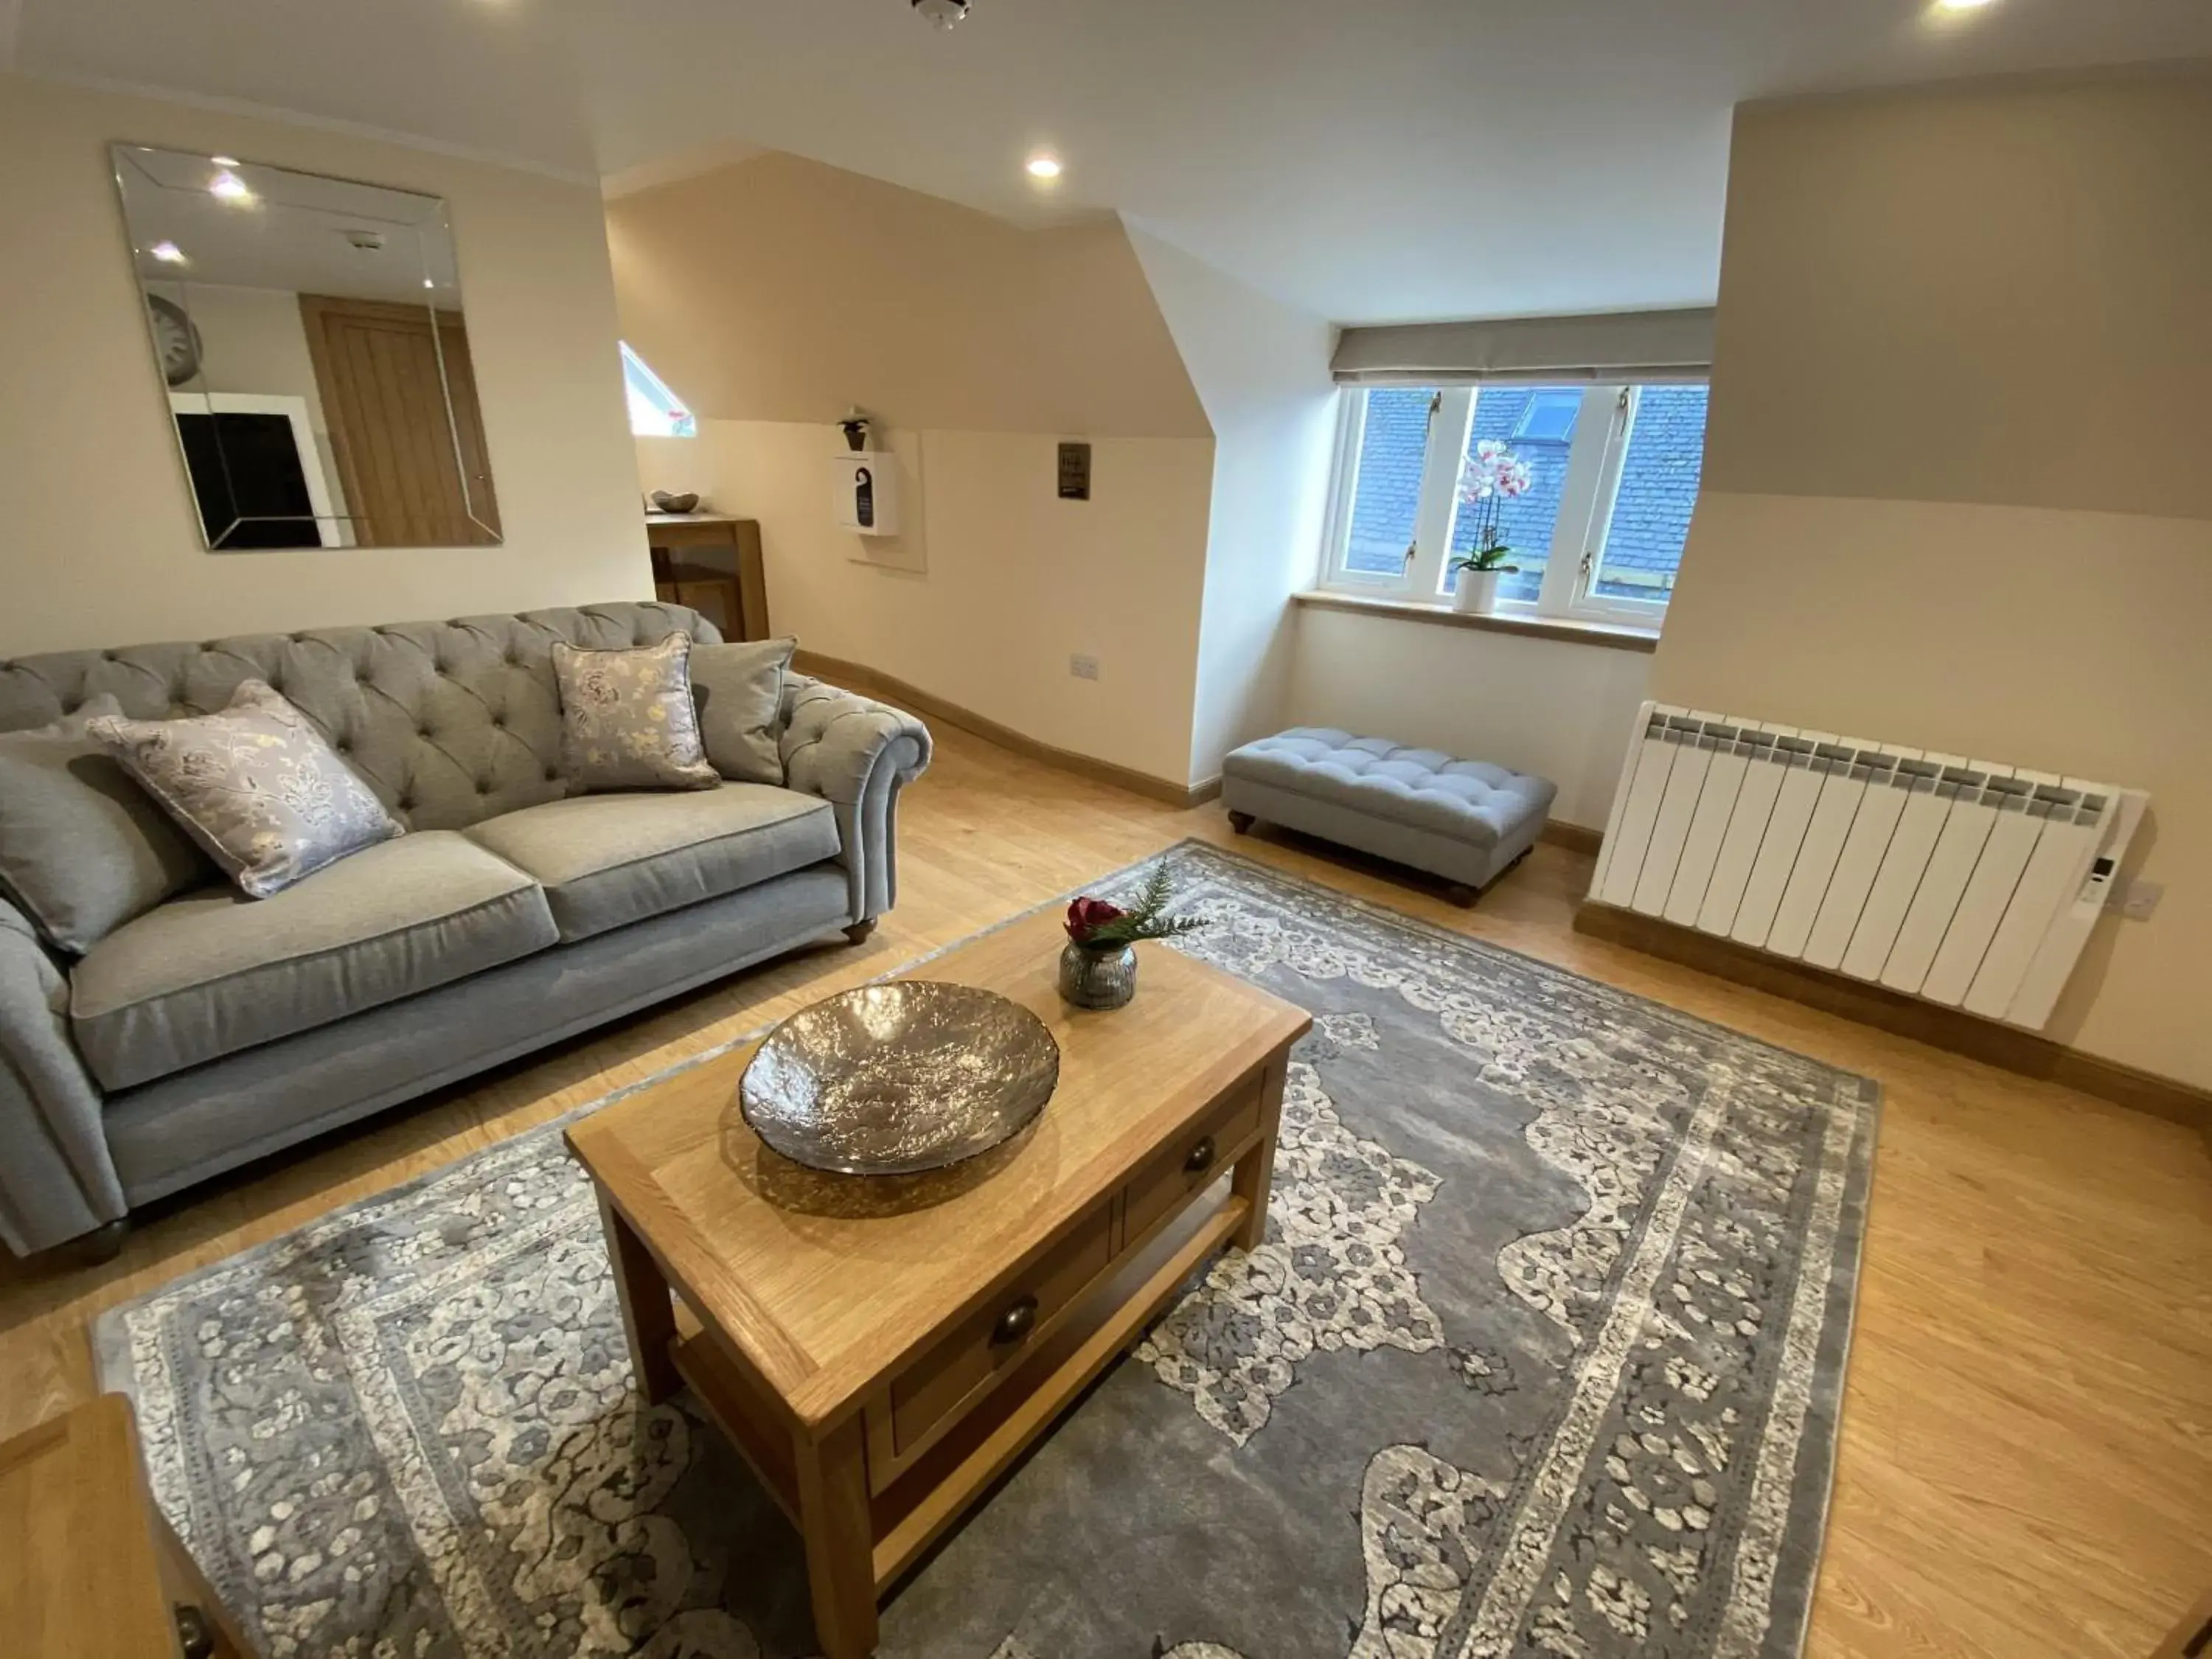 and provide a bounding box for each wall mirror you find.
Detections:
[113,144,501,550]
